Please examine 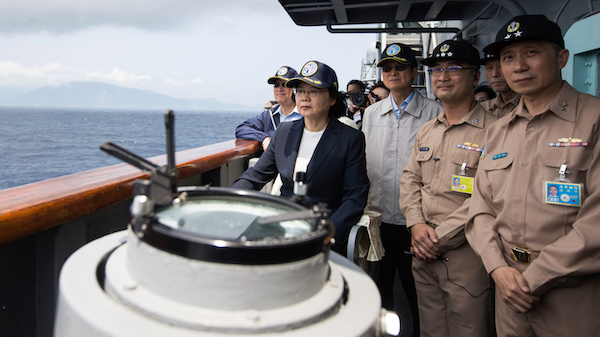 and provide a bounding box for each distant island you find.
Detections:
[0,81,260,111]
